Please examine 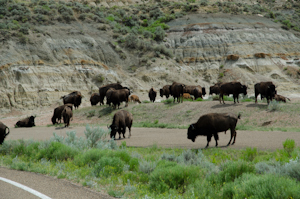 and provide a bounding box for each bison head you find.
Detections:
[241,85,247,95]
[267,85,276,99]
[202,88,206,96]
[51,116,57,125]
[108,124,118,139]
[159,89,164,97]
[29,116,36,127]
[187,124,197,142]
